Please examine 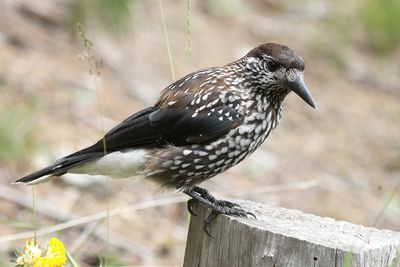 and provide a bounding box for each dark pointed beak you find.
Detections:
[284,70,316,109]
